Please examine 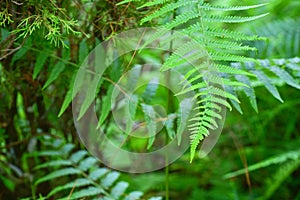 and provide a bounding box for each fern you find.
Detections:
[223,150,300,200]
[118,0,268,162]
[27,138,161,200]
[227,57,300,112]
[116,0,300,162]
